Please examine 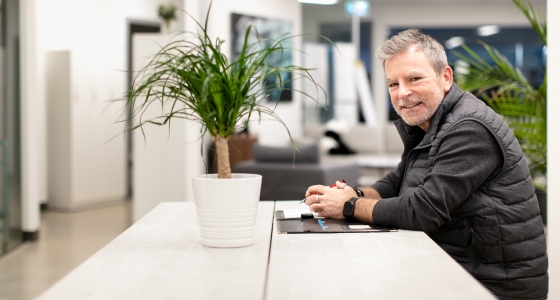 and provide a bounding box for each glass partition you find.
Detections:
[0,0,22,255]
[302,22,372,125]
